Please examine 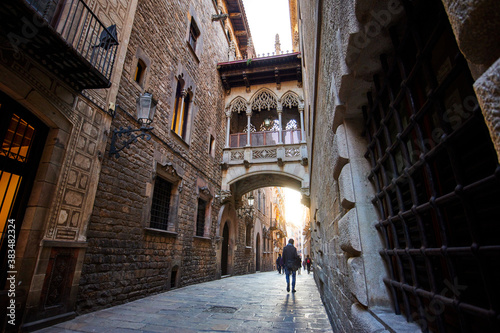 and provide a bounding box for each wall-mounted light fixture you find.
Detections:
[261,118,275,131]
[109,92,157,158]
[237,194,254,219]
